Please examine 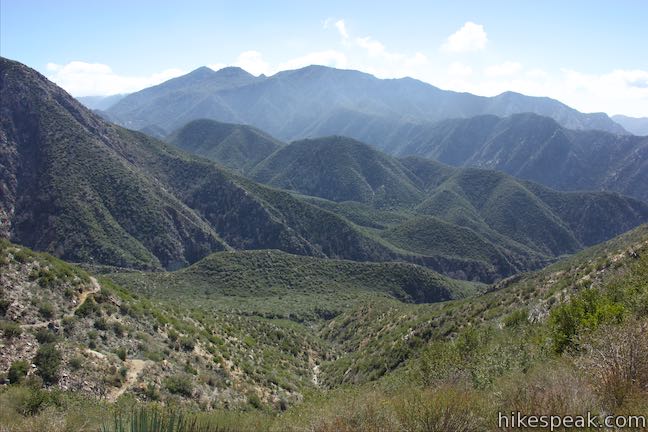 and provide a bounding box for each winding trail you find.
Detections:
[21,276,101,329]
[107,358,150,401]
